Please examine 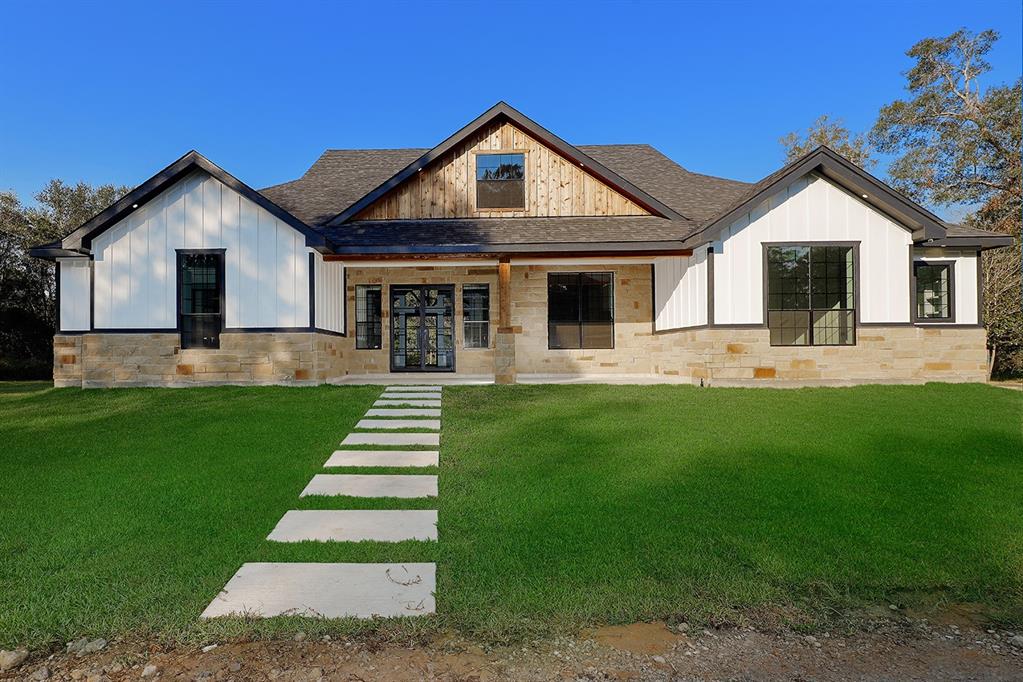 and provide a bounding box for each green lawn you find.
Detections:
[1,382,1021,647]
